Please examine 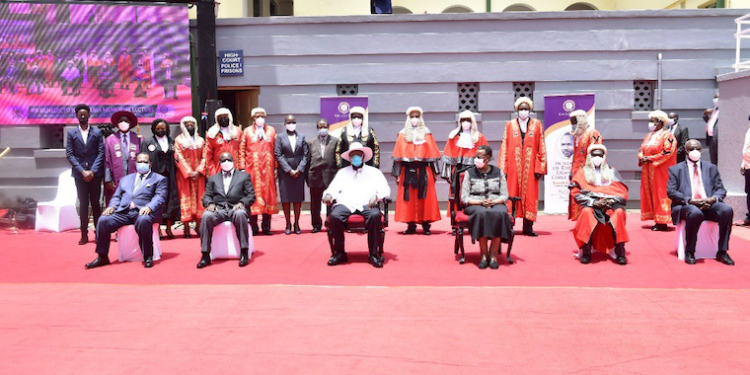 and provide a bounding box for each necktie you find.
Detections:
[692,164,704,199]
[134,175,144,193]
